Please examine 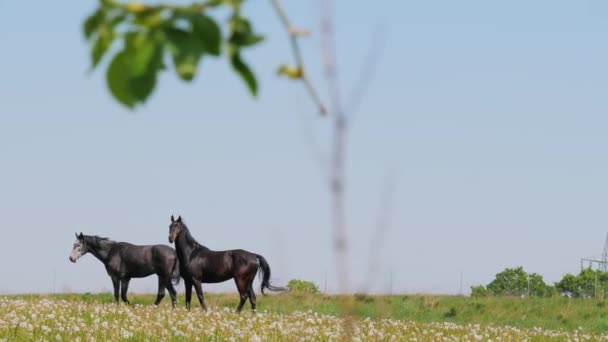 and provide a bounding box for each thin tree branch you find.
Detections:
[320,0,355,337]
[296,106,330,178]
[320,0,344,120]
[362,168,400,293]
[114,1,220,15]
[270,0,327,115]
[346,22,386,124]
[321,0,349,291]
